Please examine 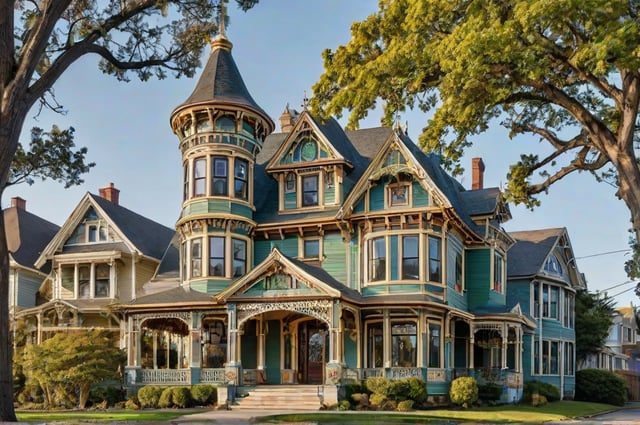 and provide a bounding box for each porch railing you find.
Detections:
[140,368,190,385]
[200,368,226,384]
